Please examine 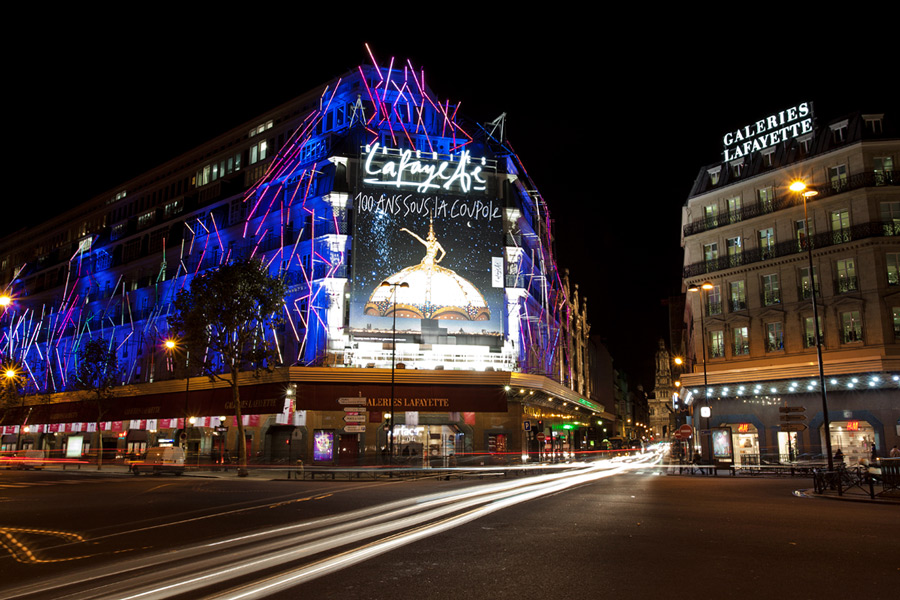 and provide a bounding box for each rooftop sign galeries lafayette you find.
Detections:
[722,102,813,161]
[362,143,491,195]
